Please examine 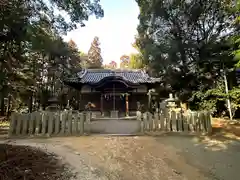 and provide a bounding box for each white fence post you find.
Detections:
[143,112,148,131]
[79,113,84,135]
[207,112,212,134]
[9,112,17,136]
[41,112,47,135]
[160,111,165,130]
[47,112,54,136]
[148,112,153,131]
[171,111,177,132]
[35,112,42,135]
[154,112,159,131]
[85,112,91,134]
[61,111,67,135]
[29,112,35,135]
[54,112,60,134]
[177,112,183,131]
[22,114,29,135]
[67,110,72,135]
